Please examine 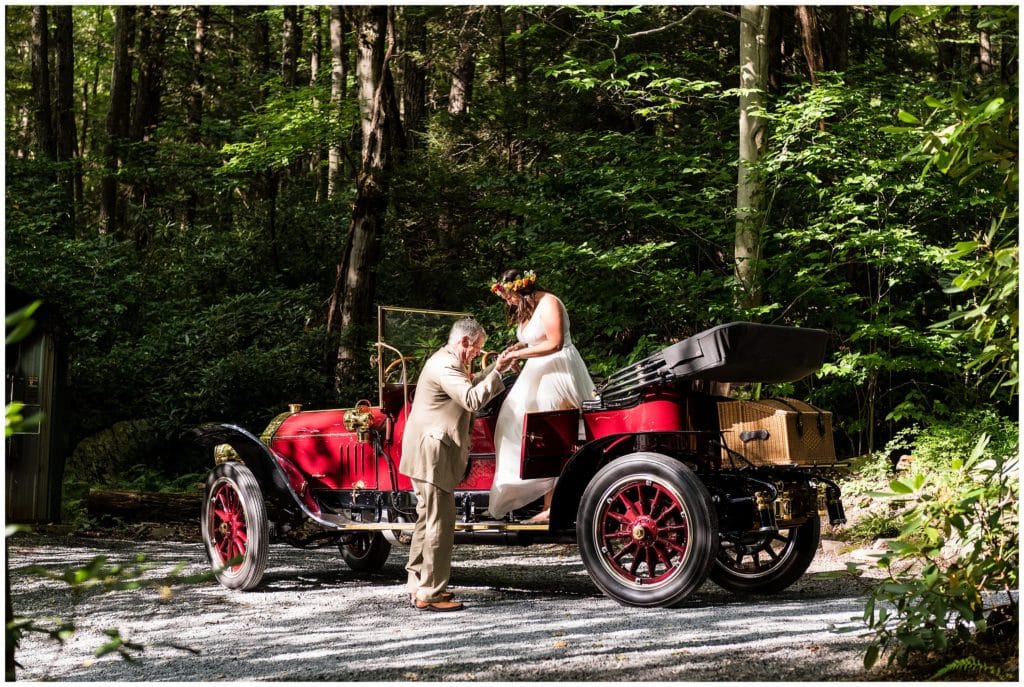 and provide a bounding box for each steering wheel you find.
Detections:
[383,356,416,384]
